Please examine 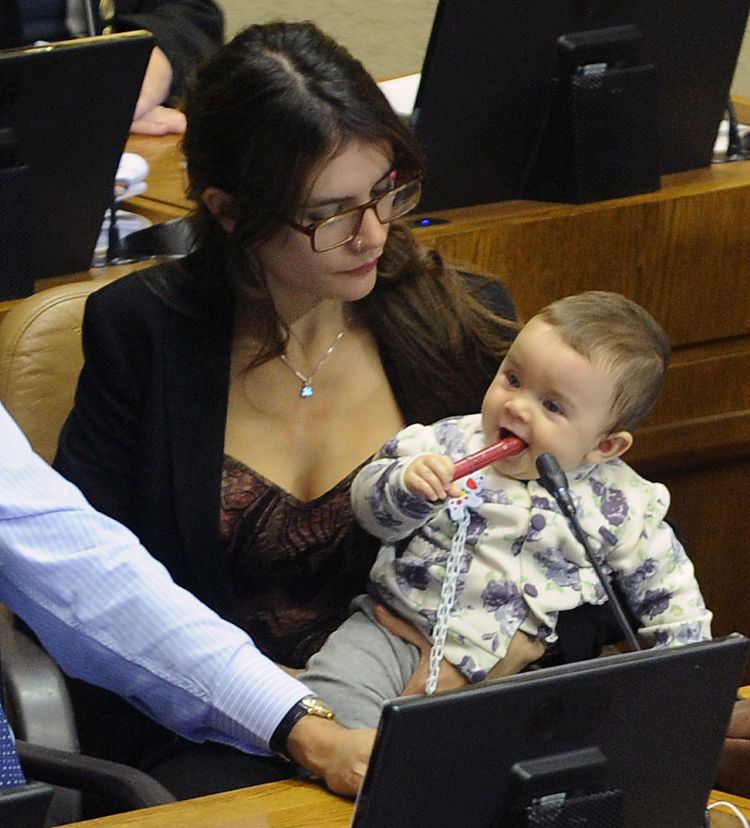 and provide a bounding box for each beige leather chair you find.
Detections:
[0,278,116,463]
